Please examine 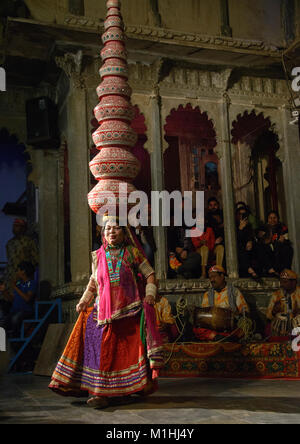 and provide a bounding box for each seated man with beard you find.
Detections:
[266,269,300,338]
[193,265,249,341]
